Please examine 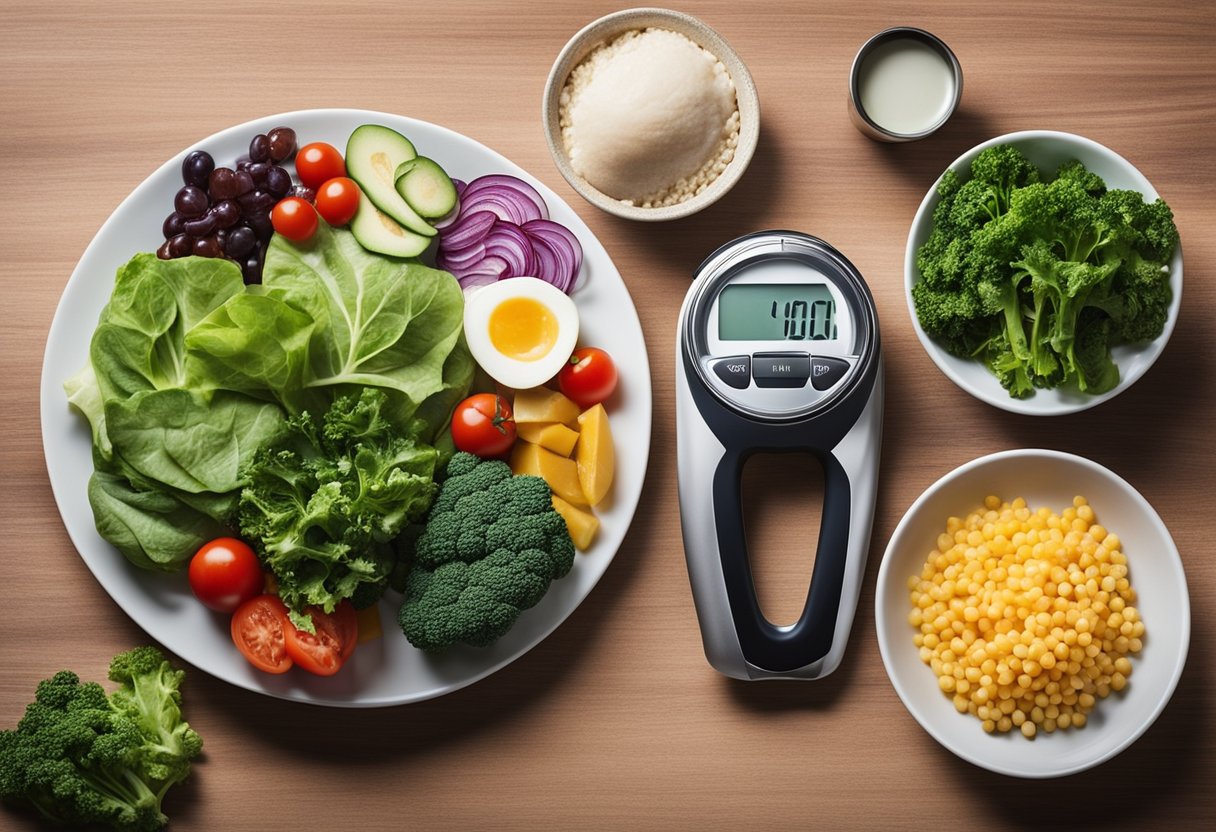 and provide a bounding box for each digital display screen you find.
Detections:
[718,284,838,341]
